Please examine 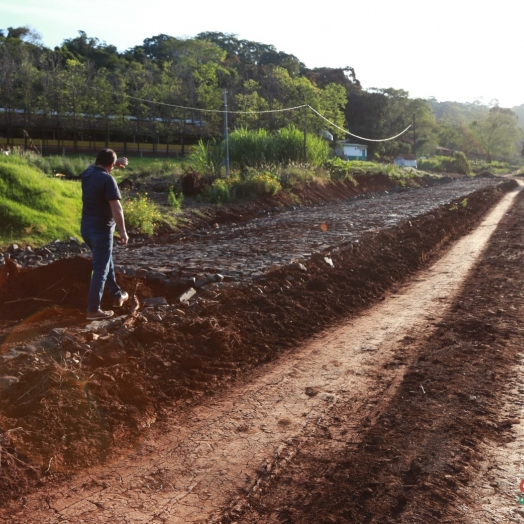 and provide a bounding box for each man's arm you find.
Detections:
[109,199,129,245]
